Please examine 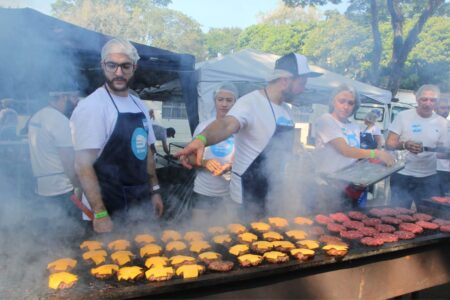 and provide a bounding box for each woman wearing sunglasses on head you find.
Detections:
[313,84,394,209]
